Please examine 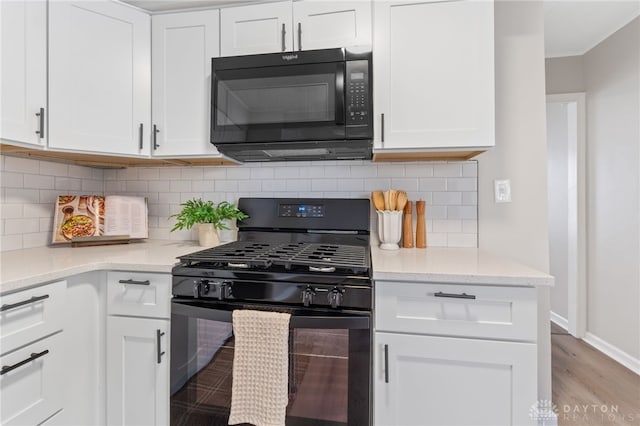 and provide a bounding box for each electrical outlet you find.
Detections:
[494,179,512,203]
